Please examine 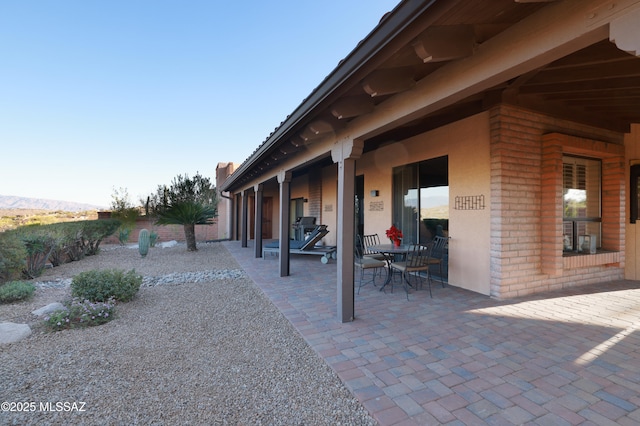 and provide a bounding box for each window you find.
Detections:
[562,155,601,253]
[630,164,640,224]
